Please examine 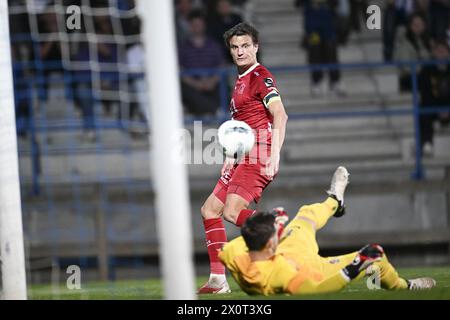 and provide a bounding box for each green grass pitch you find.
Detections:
[28,267,450,300]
